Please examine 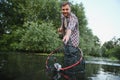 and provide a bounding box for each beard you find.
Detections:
[63,12,70,17]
